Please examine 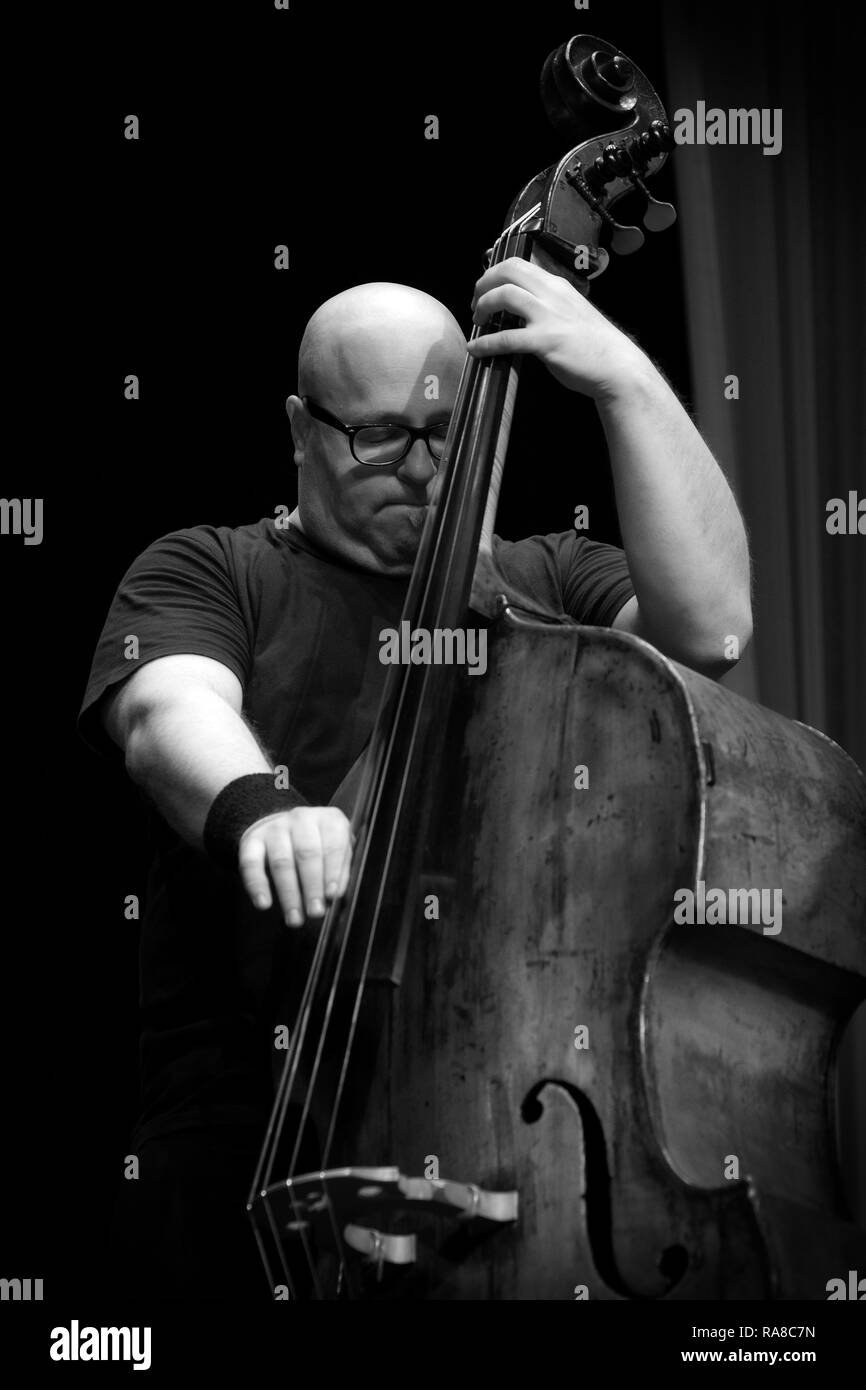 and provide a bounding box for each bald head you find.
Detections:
[287,282,466,575]
[298,282,465,404]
